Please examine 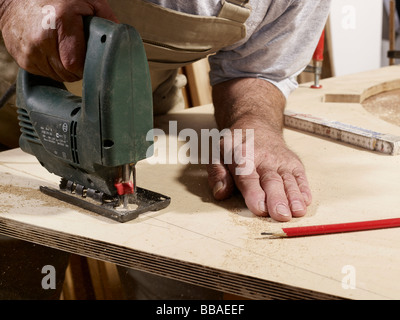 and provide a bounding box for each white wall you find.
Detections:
[328,0,383,76]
